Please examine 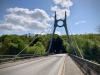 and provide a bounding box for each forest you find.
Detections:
[0,33,100,64]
